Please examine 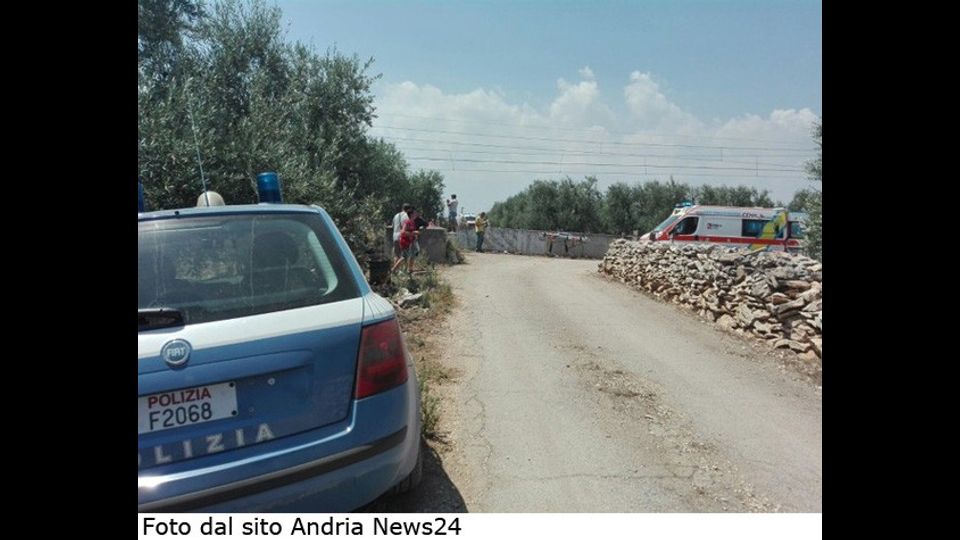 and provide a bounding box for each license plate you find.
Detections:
[138,382,238,434]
